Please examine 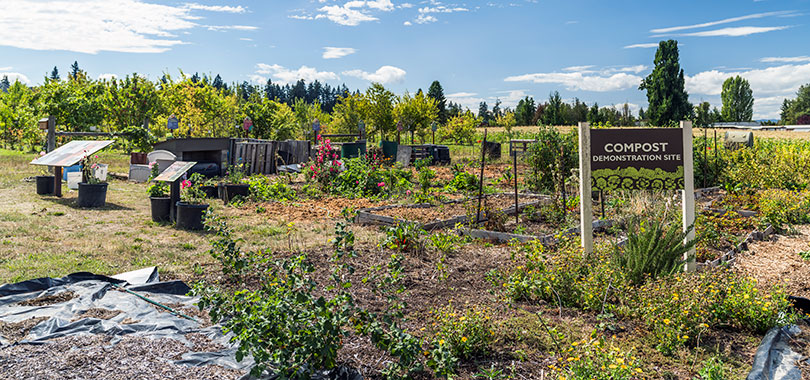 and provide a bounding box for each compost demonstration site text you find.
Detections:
[592,153,682,162]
